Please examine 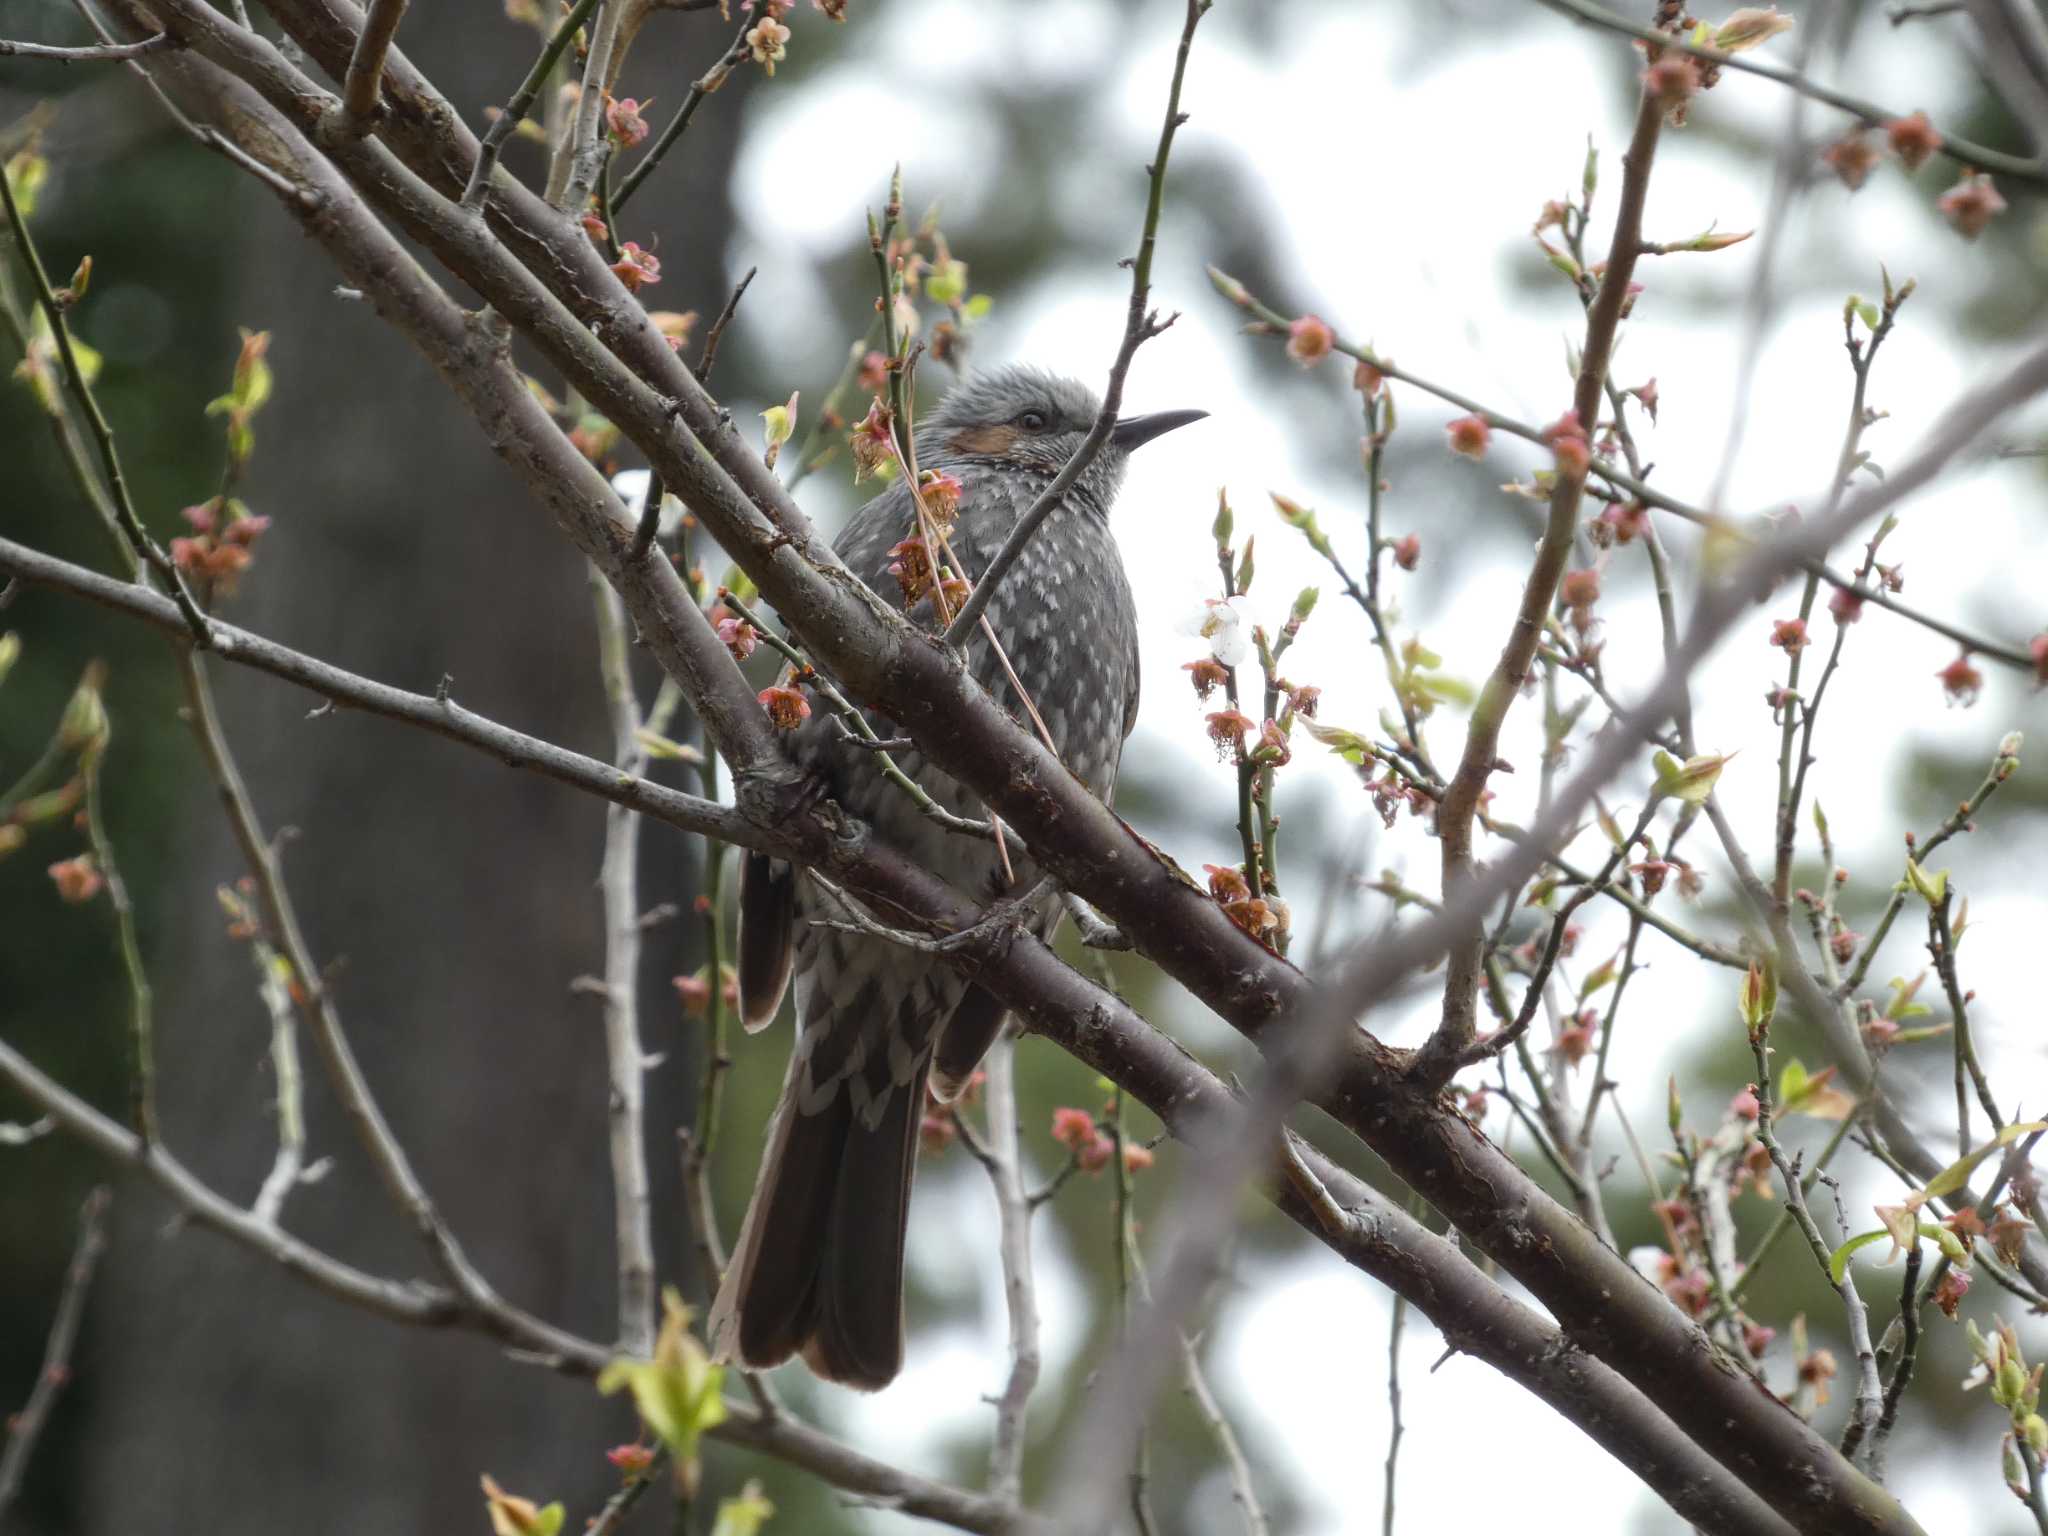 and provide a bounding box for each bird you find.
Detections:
[706,365,1204,1390]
